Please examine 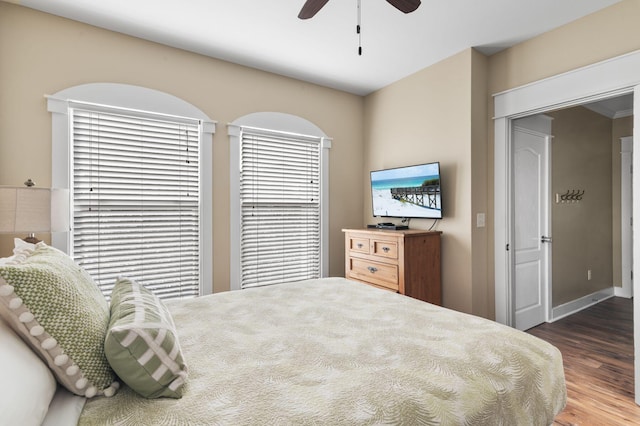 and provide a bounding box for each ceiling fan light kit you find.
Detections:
[298,0,421,55]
